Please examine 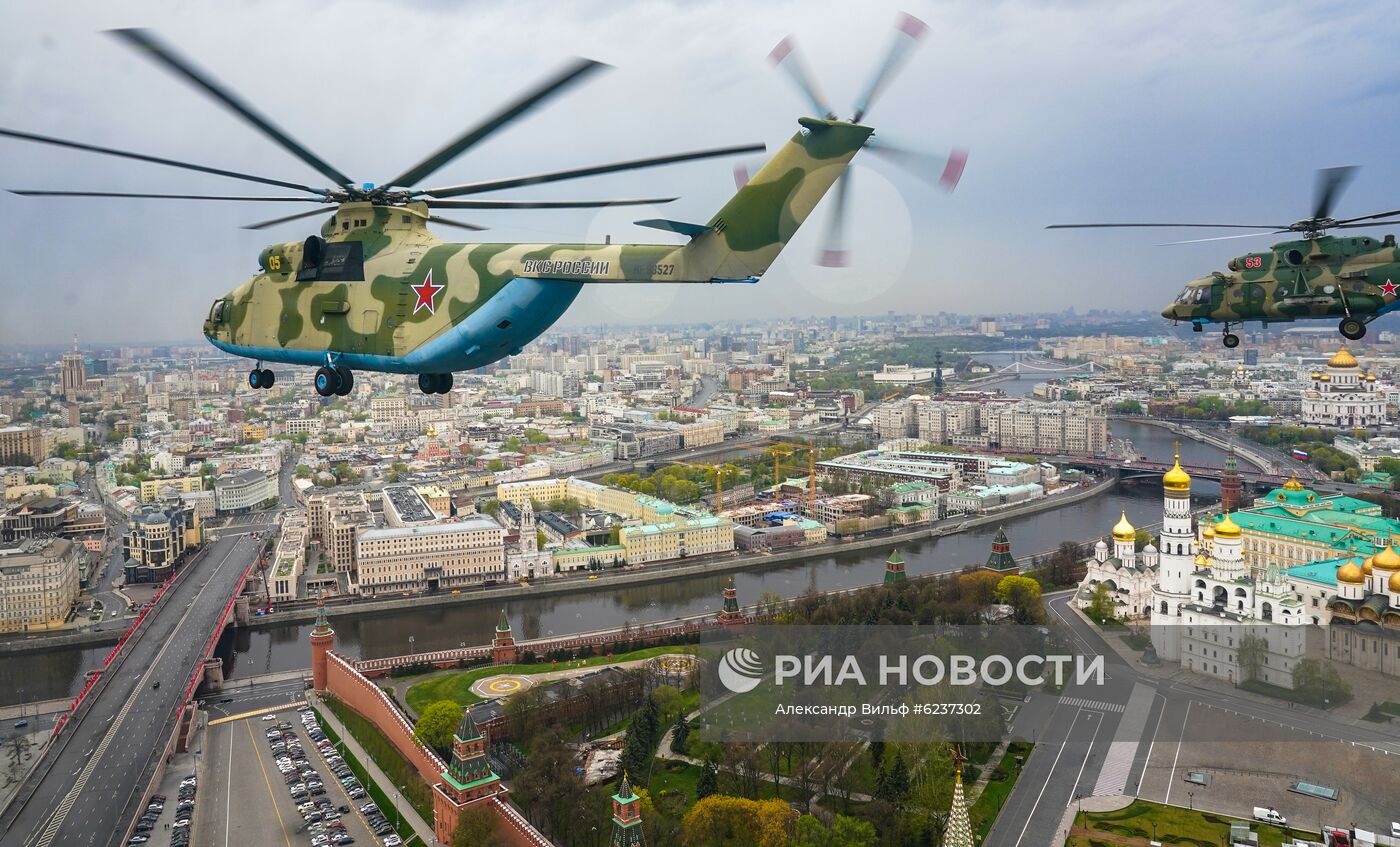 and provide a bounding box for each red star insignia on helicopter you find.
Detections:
[1383,280,1398,297]
[411,270,444,315]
